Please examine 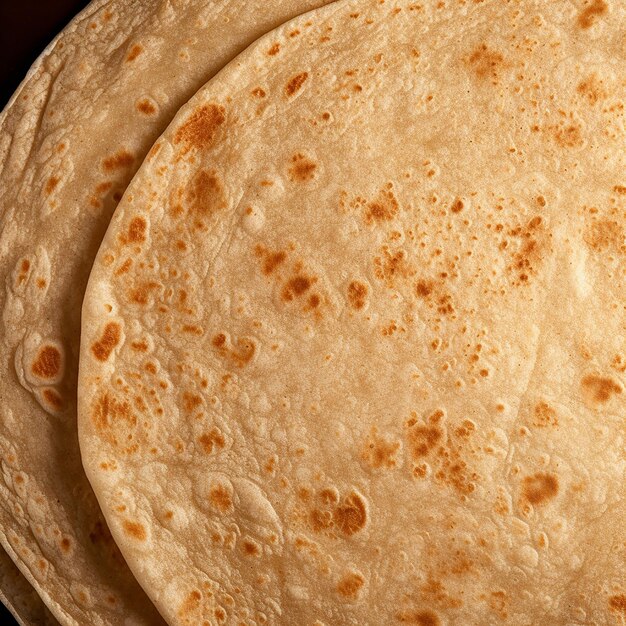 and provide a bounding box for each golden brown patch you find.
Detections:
[532,402,558,428]
[102,150,134,172]
[581,374,622,404]
[486,590,508,620]
[178,590,201,619]
[415,279,434,298]
[609,595,626,613]
[282,274,317,302]
[577,0,608,29]
[468,44,505,84]
[126,44,143,62]
[450,198,464,213]
[374,247,415,287]
[406,421,443,458]
[31,345,62,379]
[288,153,317,182]
[267,42,281,55]
[131,340,148,352]
[584,219,624,252]
[577,74,607,105]
[362,428,400,469]
[122,520,147,541]
[125,216,147,243]
[198,428,225,454]
[186,170,227,216]
[364,188,399,225]
[136,99,156,115]
[336,572,365,600]
[521,472,559,506]
[251,87,266,98]
[129,281,159,305]
[91,323,121,361]
[42,389,64,410]
[45,176,59,195]
[174,104,225,150]
[212,334,256,367]
[507,216,550,285]
[551,122,583,148]
[347,280,368,310]
[60,537,72,553]
[613,185,626,195]
[333,492,367,536]
[242,540,260,556]
[209,485,233,512]
[91,393,137,450]
[182,392,202,414]
[285,72,309,97]
[395,609,441,625]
